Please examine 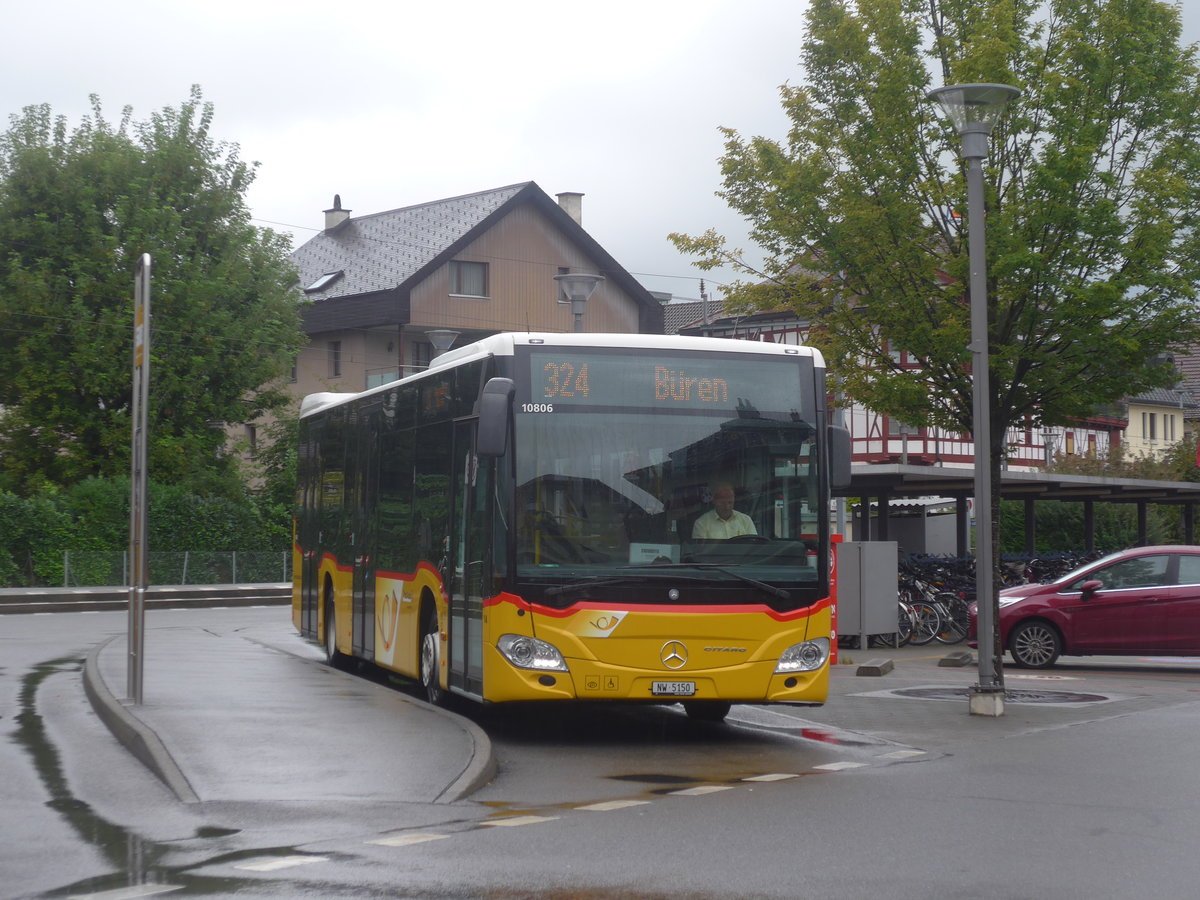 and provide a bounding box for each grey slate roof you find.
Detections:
[1130,384,1198,409]
[662,299,725,334]
[293,183,528,301]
